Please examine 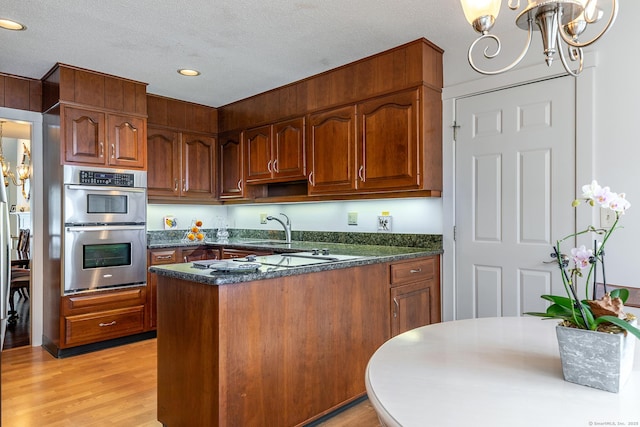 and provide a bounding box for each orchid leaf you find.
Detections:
[609,288,630,303]
[593,316,640,340]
